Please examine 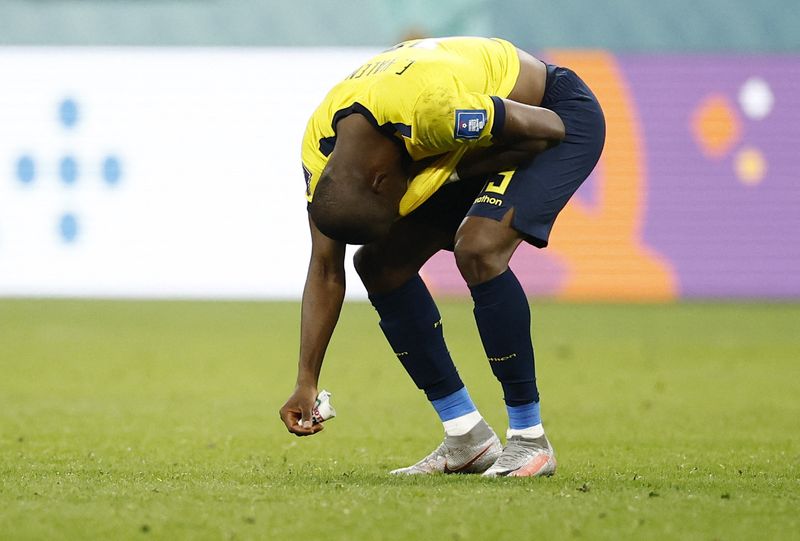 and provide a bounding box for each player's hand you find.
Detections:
[279,384,324,437]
